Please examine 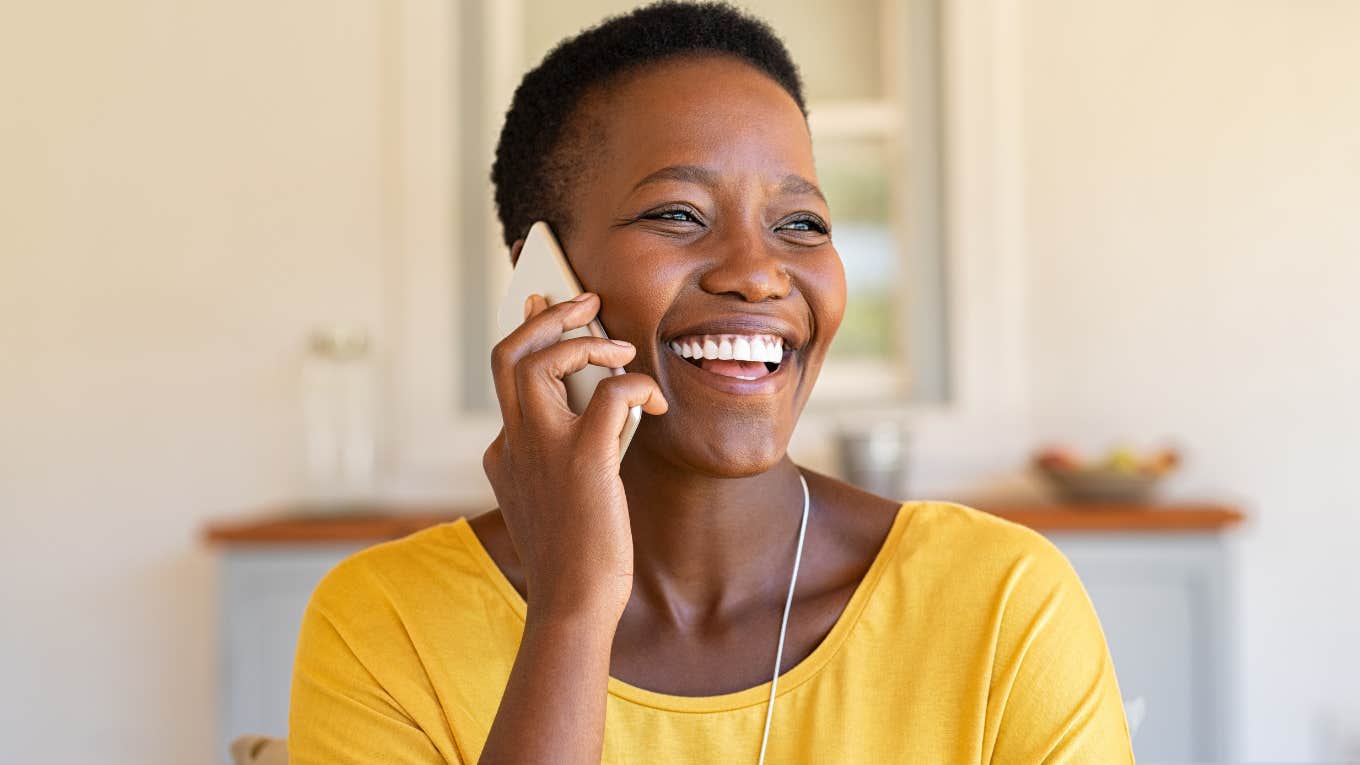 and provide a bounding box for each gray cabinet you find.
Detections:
[215,531,1234,763]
